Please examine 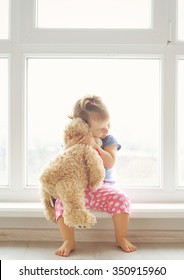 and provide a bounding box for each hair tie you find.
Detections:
[90,101,96,106]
